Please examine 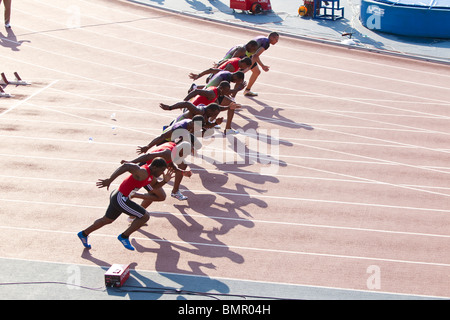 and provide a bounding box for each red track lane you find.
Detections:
[0,0,449,298]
